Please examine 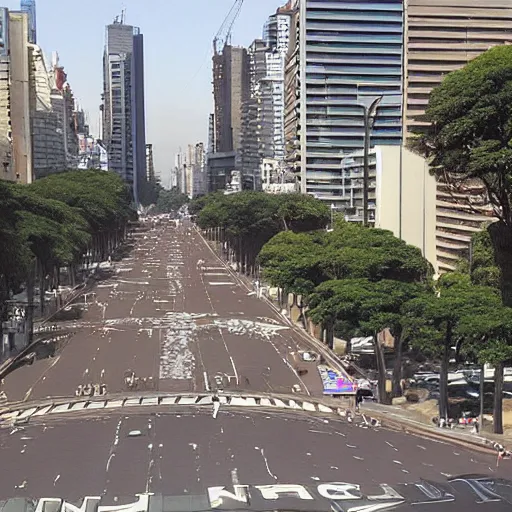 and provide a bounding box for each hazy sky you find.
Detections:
[3,0,286,182]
